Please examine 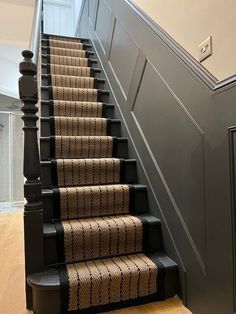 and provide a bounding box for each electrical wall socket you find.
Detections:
[199,36,212,62]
